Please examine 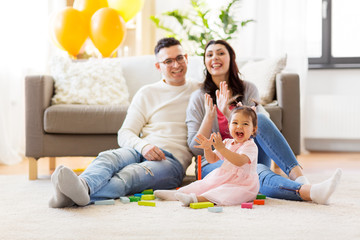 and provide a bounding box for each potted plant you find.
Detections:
[150,0,254,55]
